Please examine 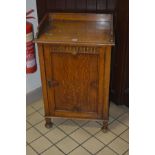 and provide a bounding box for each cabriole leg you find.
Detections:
[45,118,53,129]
